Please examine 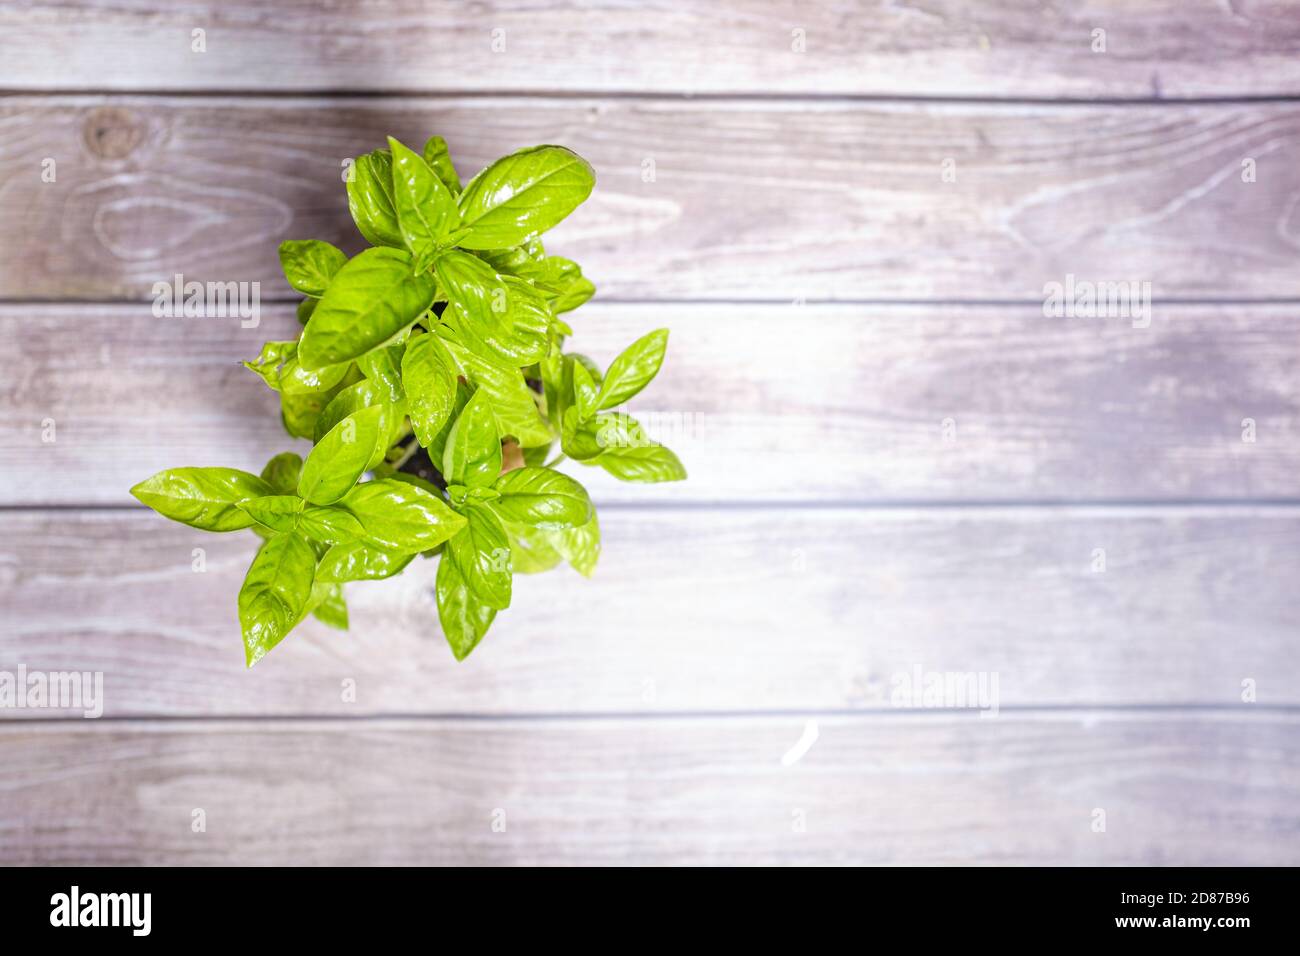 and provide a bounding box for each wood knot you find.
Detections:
[82,107,145,160]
